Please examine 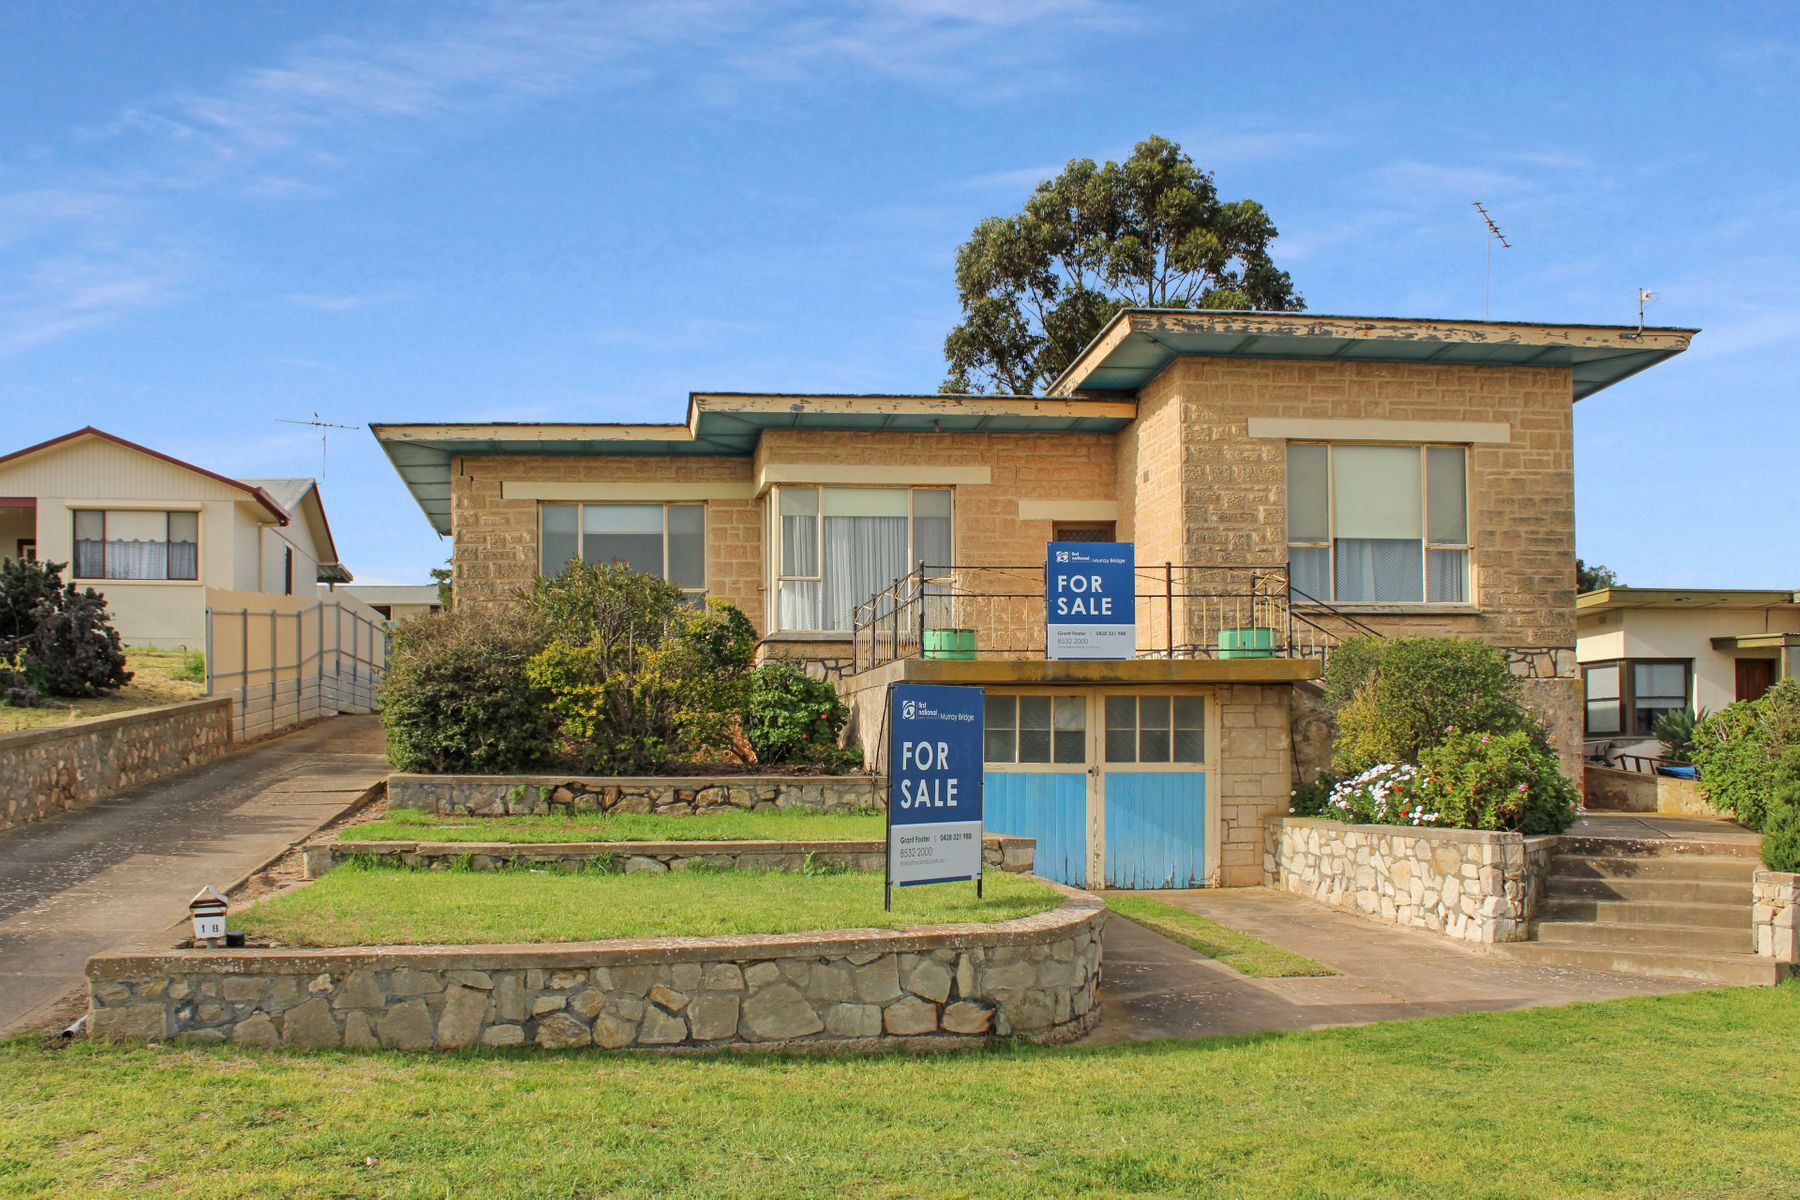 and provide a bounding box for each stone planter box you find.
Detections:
[390,773,884,817]
[86,887,1105,1051]
[1264,817,1553,944]
[1753,870,1799,968]
[306,834,1036,880]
